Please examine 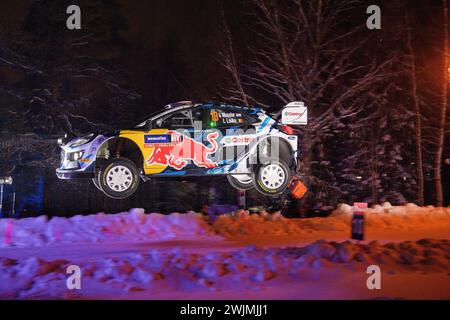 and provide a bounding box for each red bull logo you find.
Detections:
[146,131,219,170]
